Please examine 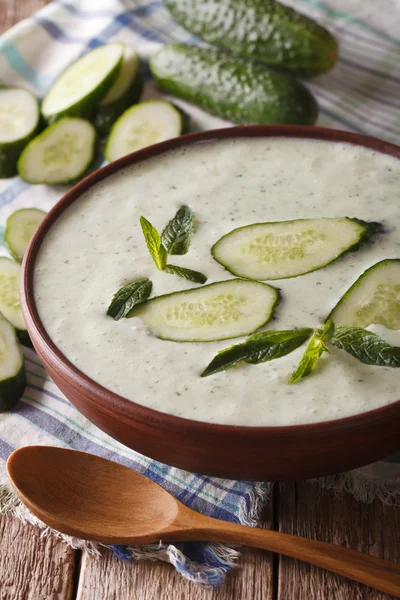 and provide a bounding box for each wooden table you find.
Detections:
[1,3,399,598]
